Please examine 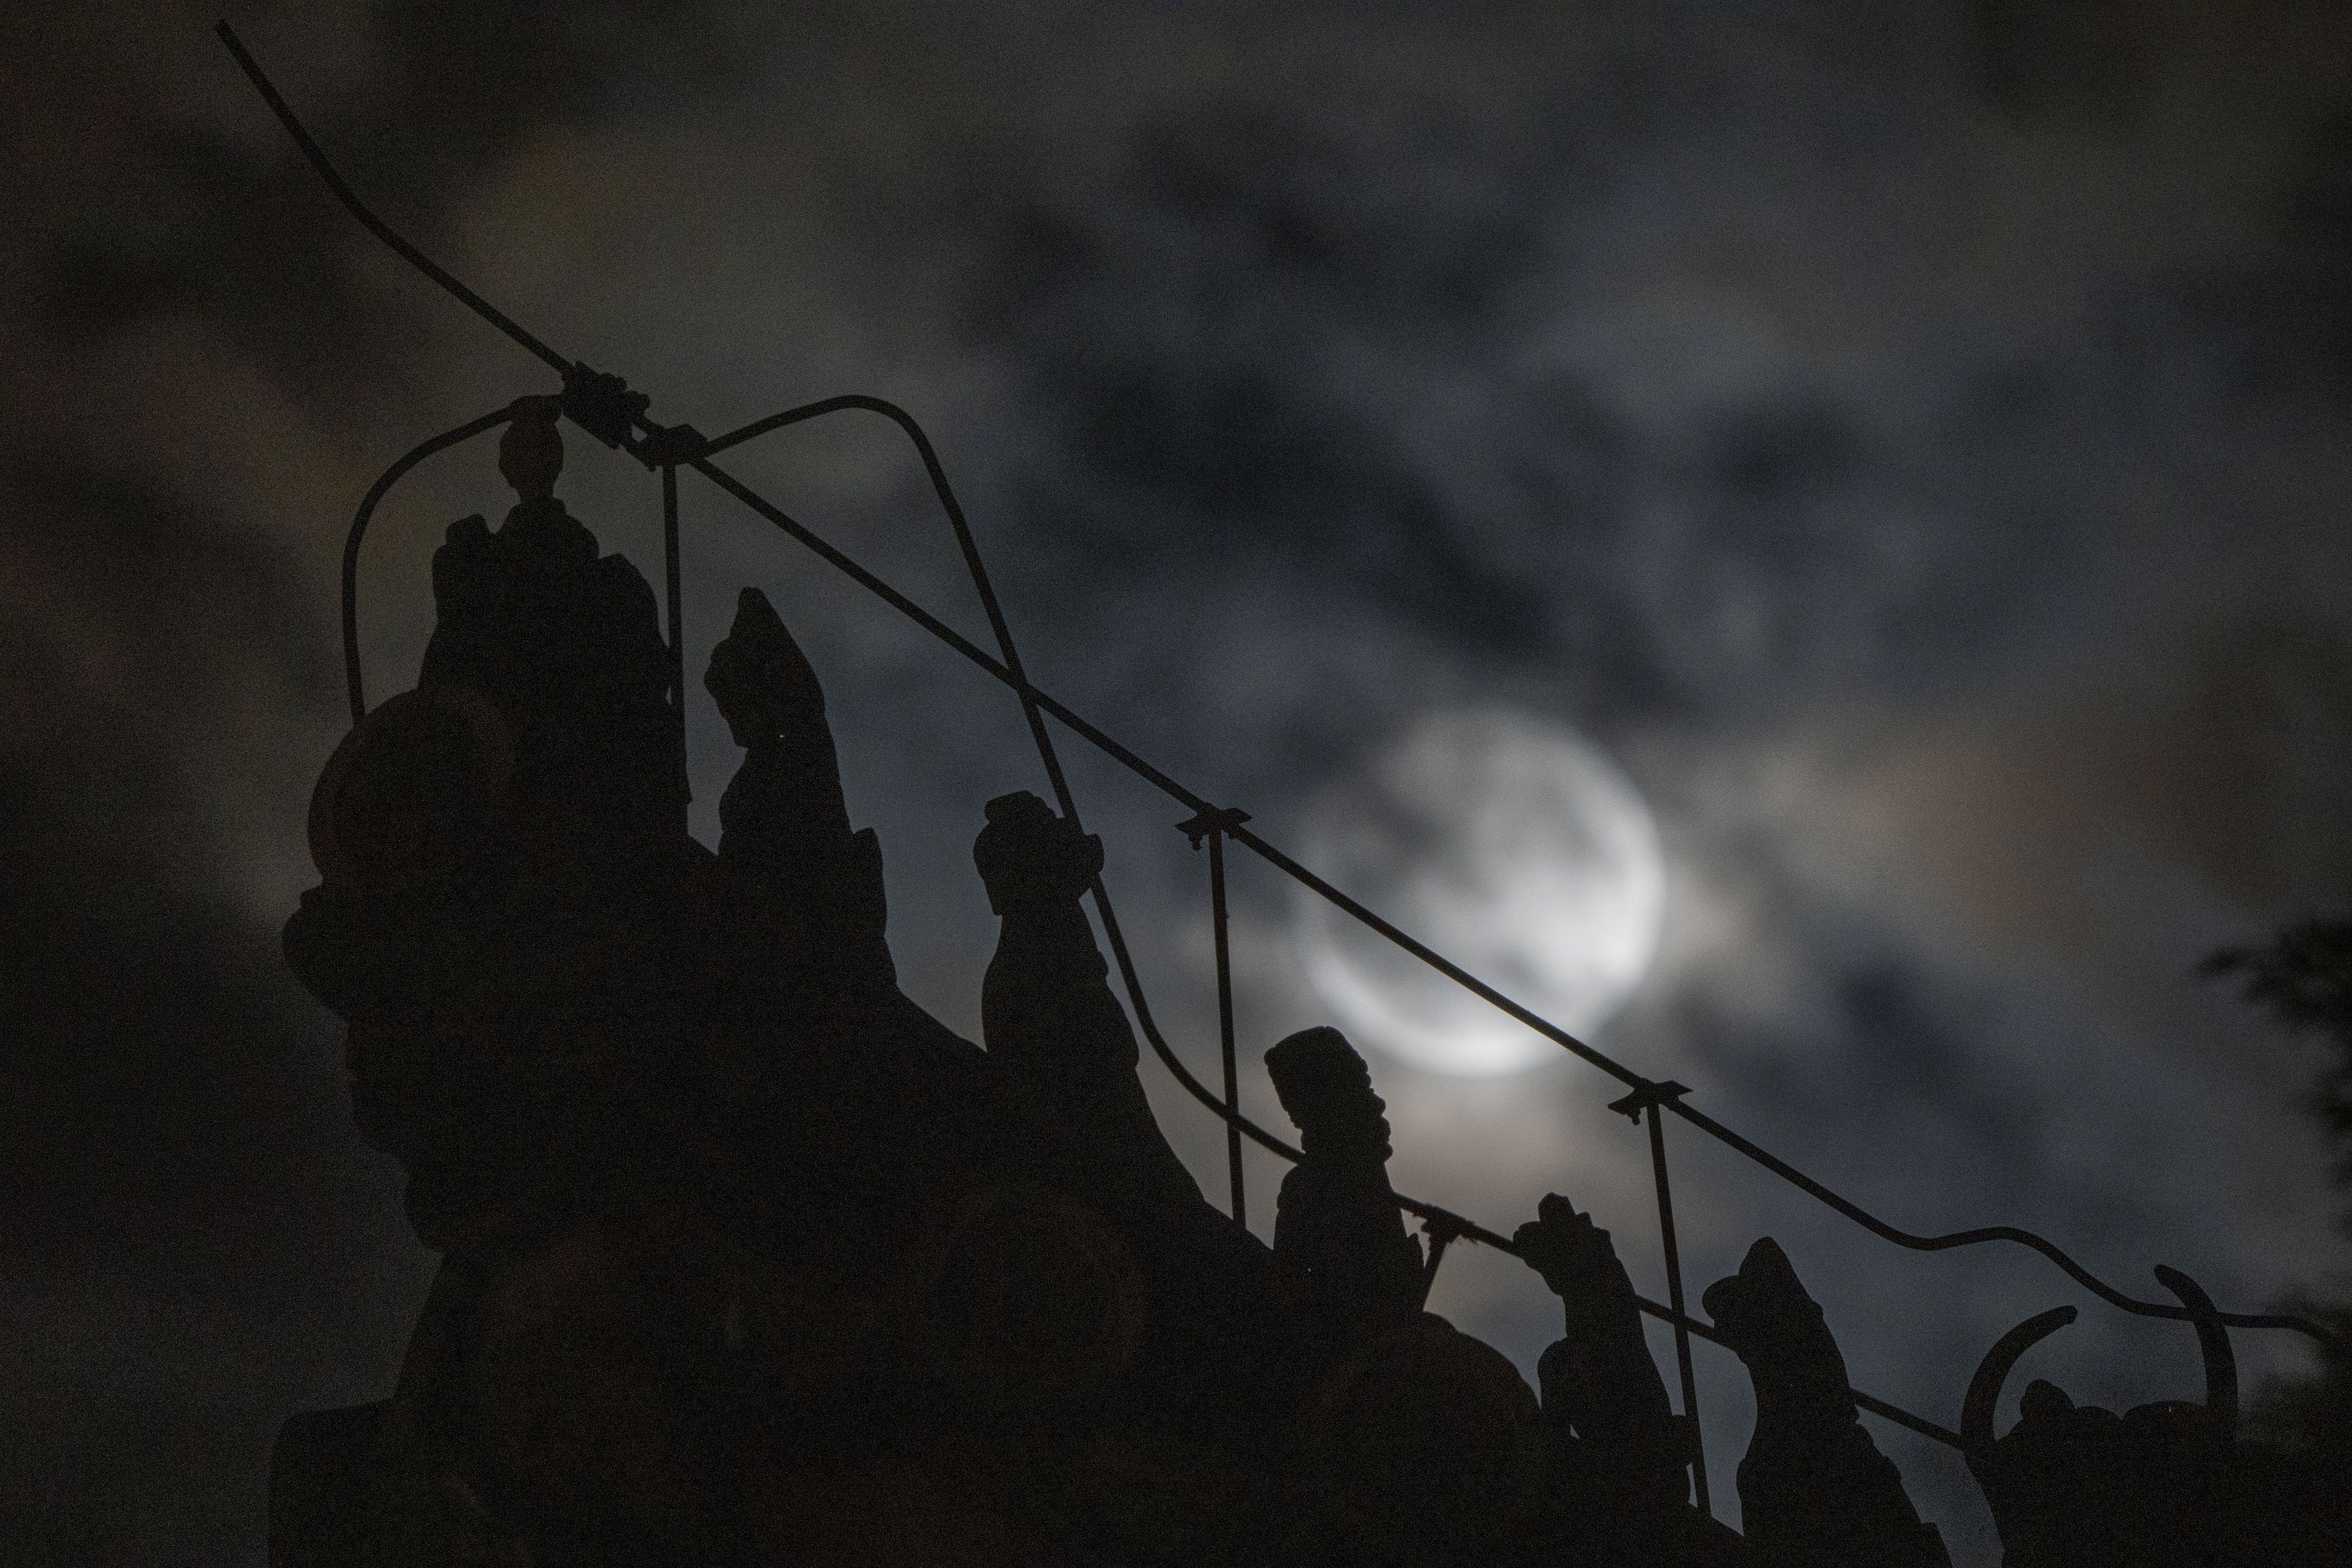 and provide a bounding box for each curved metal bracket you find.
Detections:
[342,402,541,726]
[695,399,1298,1145]
[1962,1304,2078,1455]
[2155,1265,2238,1434]
[235,16,2340,1370]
